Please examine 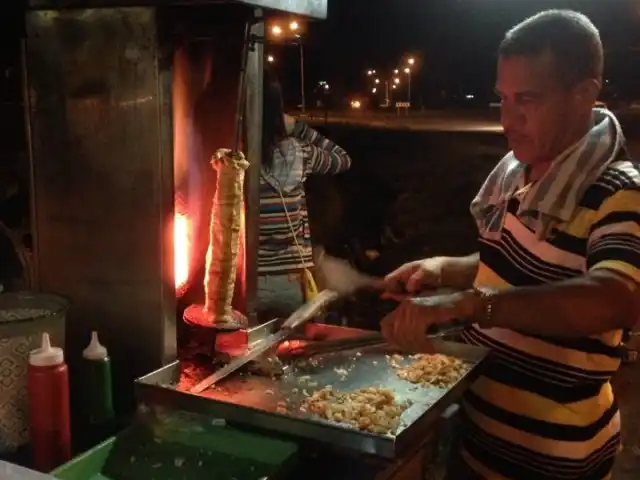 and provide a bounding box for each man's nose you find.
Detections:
[500,102,523,130]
